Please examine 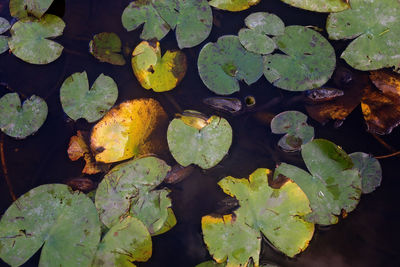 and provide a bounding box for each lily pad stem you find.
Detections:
[375,151,400,159]
[0,134,16,201]
[371,133,396,153]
